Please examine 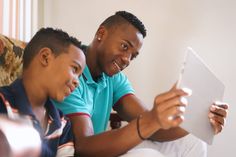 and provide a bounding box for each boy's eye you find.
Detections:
[72,66,78,73]
[121,43,128,51]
